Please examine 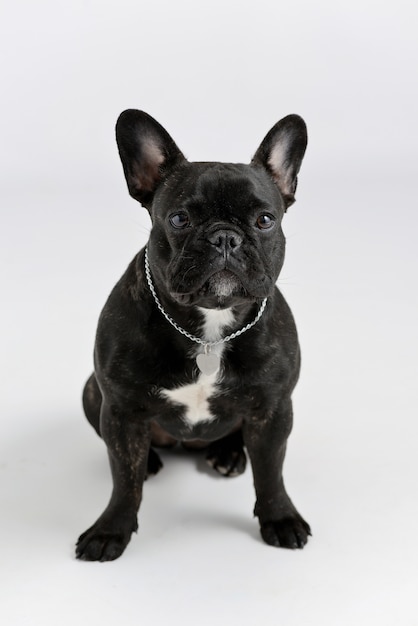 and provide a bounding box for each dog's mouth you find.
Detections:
[171,270,250,308]
[206,270,242,298]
